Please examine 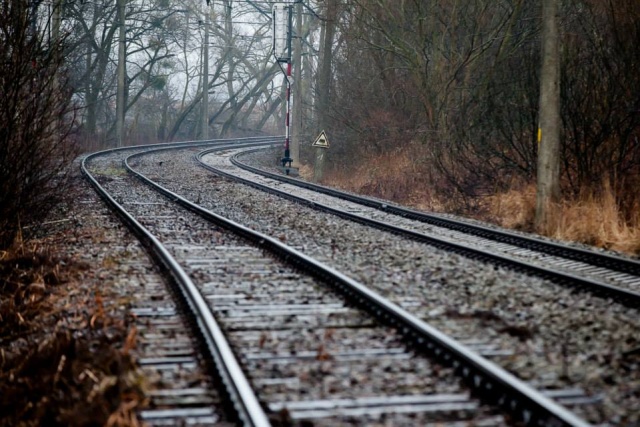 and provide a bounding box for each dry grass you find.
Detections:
[486,184,537,231]
[322,144,450,212]
[549,190,640,255]
[486,183,640,256]
[298,163,314,181]
[317,147,640,256]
